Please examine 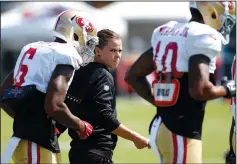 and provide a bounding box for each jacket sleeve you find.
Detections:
[90,69,121,132]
